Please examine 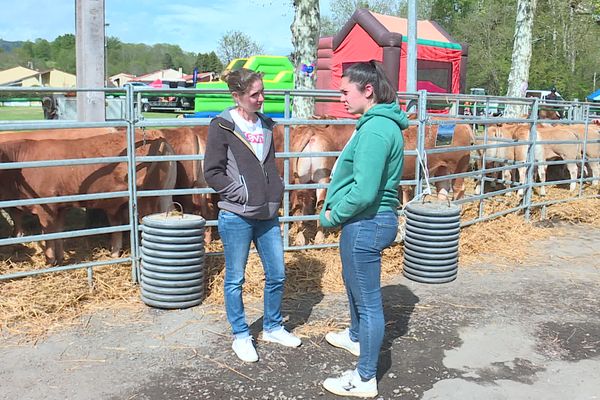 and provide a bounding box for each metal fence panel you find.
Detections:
[1,86,599,283]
